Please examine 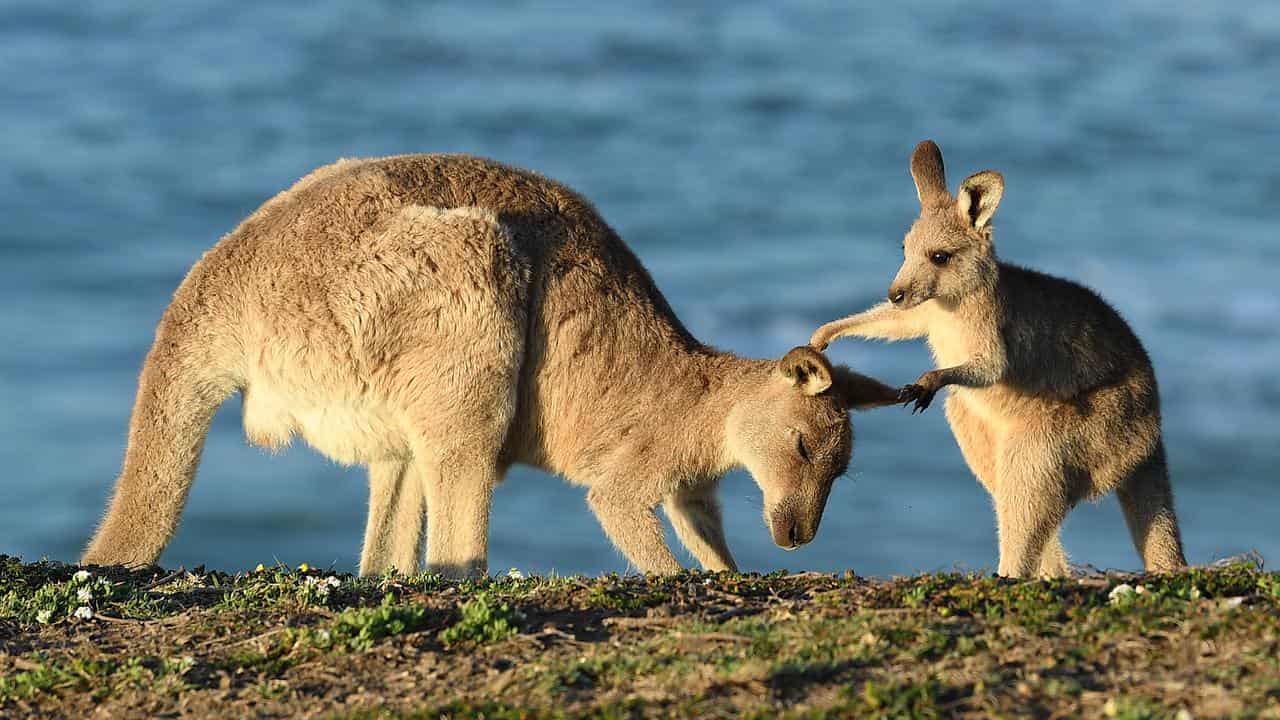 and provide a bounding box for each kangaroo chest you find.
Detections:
[924,310,984,369]
[924,306,1017,430]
